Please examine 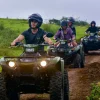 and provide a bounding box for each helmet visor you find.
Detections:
[30,19,38,23]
